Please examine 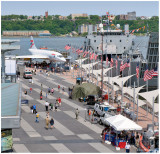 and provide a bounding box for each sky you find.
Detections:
[1,1,159,17]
